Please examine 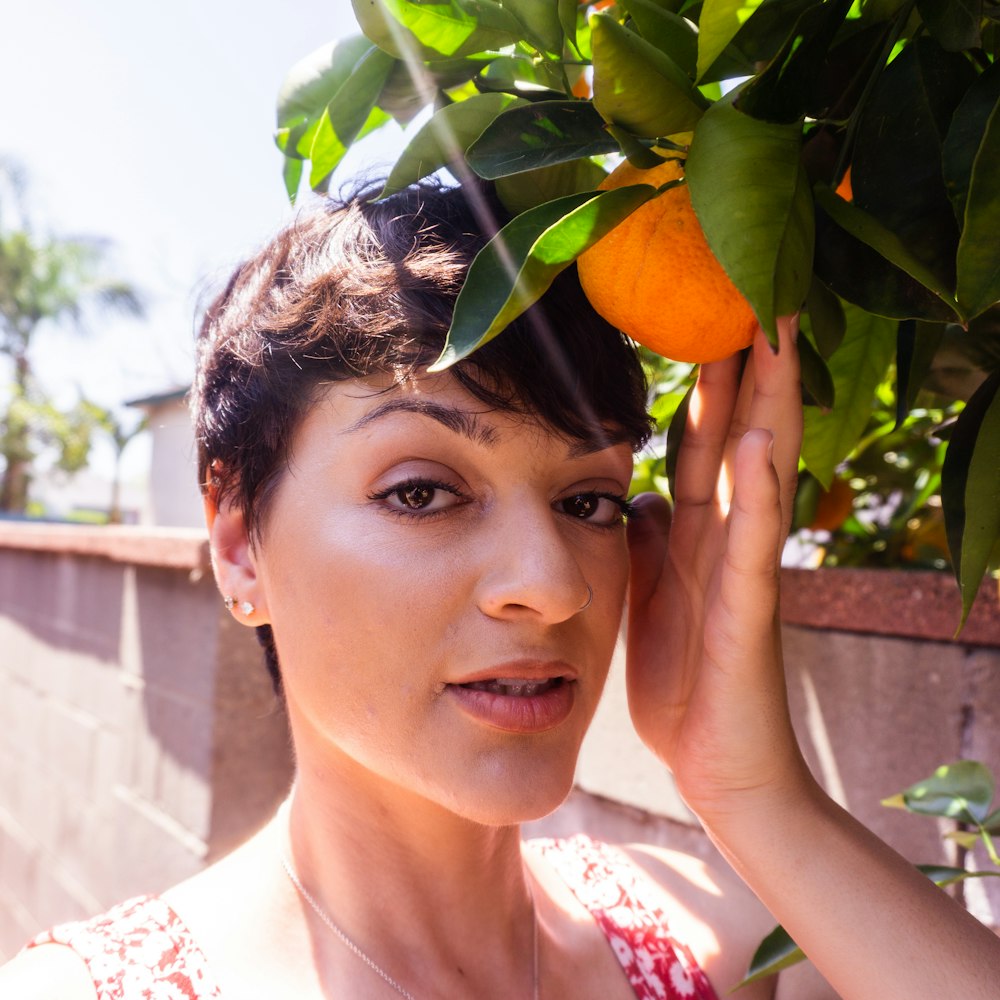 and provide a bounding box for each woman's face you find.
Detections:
[249,373,635,825]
